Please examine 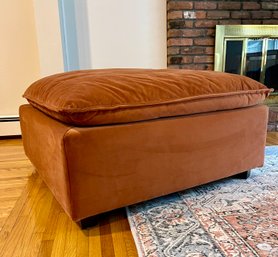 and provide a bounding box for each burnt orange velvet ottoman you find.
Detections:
[19,69,272,222]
